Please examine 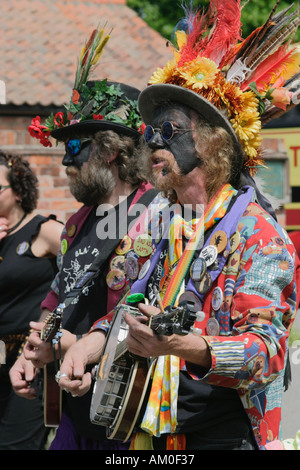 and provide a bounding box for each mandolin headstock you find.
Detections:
[150,303,196,336]
[40,304,64,343]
